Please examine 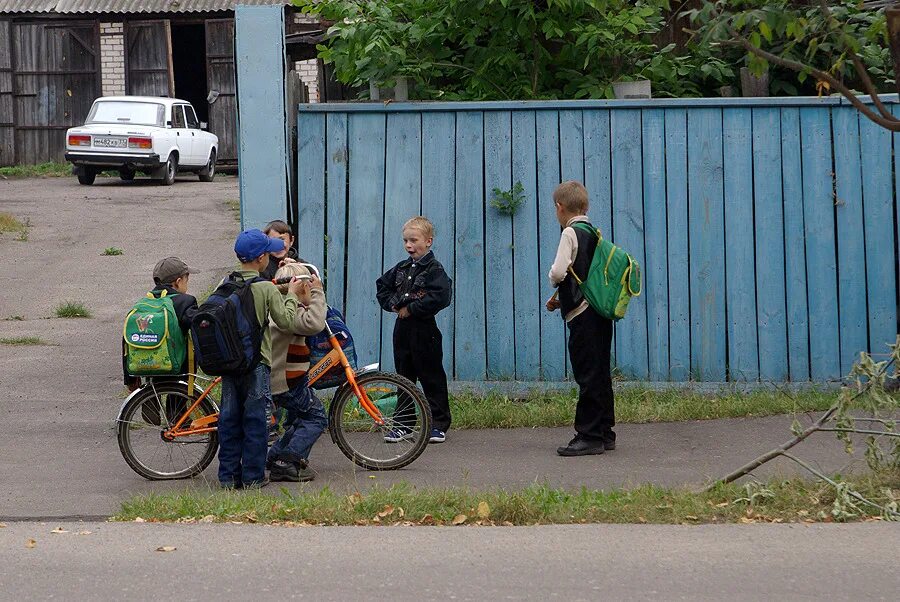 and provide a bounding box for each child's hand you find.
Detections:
[309,274,323,290]
[287,277,305,298]
[397,306,411,319]
[546,296,560,312]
